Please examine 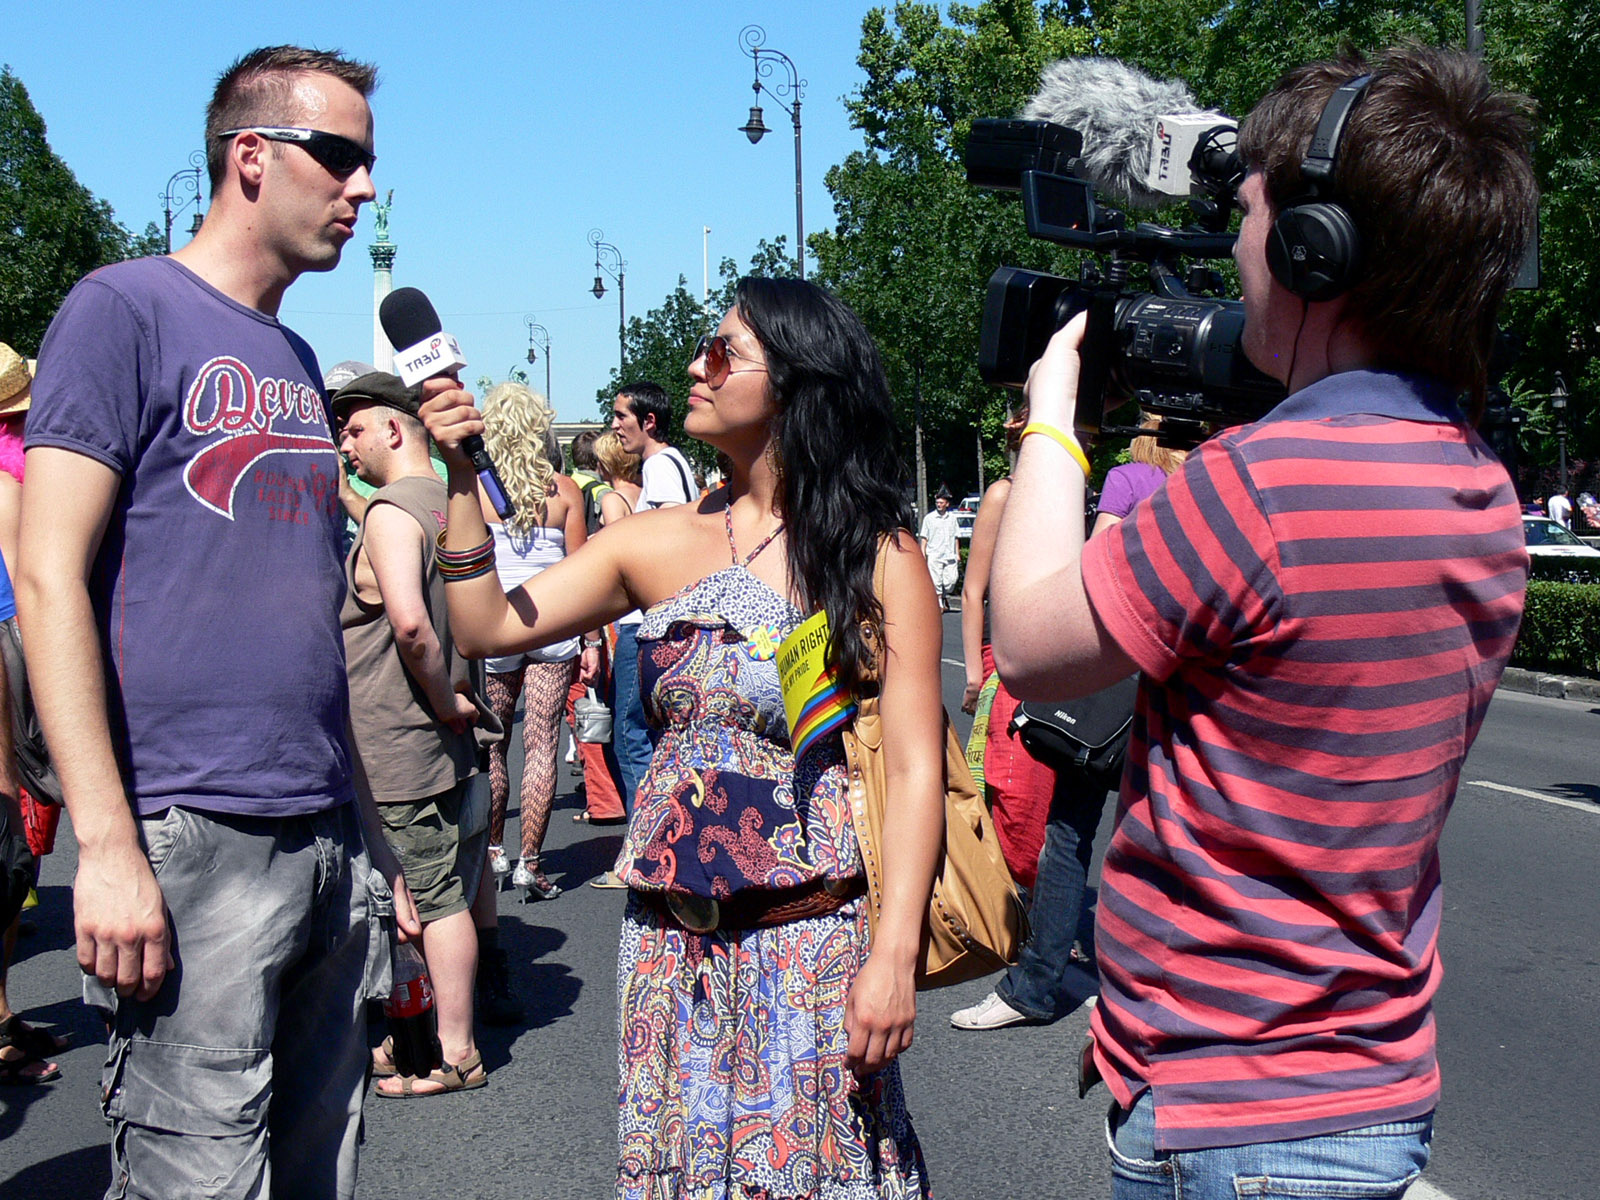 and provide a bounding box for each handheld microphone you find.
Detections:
[379,287,515,520]
[1021,58,1236,208]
